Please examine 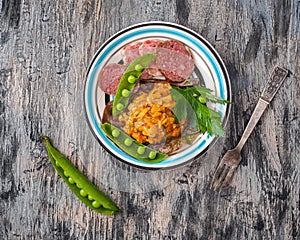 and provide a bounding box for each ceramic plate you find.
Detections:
[84,21,231,169]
